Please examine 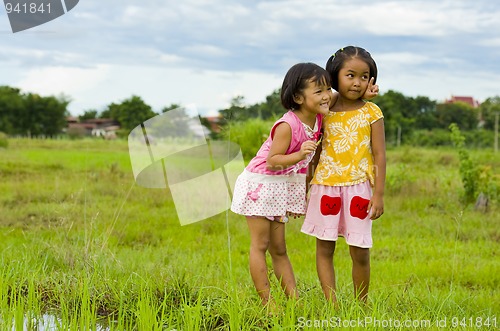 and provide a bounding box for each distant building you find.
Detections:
[203,115,223,133]
[66,117,120,138]
[445,95,480,108]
